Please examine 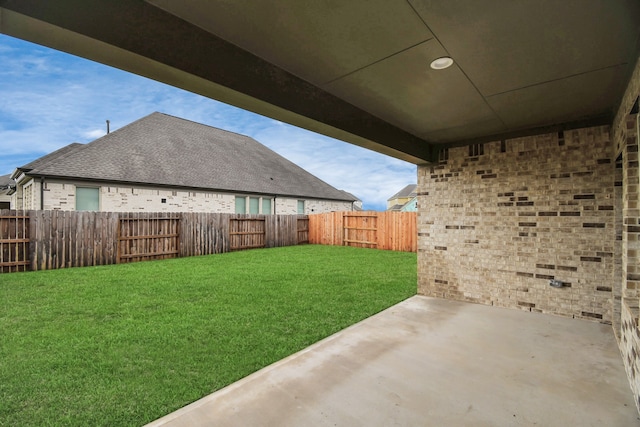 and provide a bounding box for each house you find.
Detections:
[400,197,417,212]
[386,184,417,211]
[9,113,358,213]
[3,1,640,419]
[0,174,13,209]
